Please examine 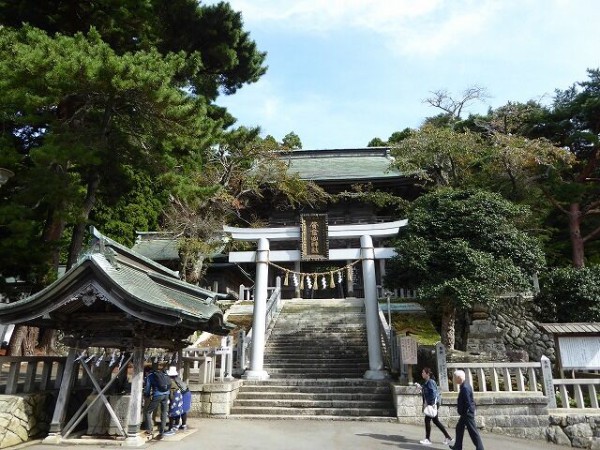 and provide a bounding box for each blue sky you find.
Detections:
[209,0,600,150]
